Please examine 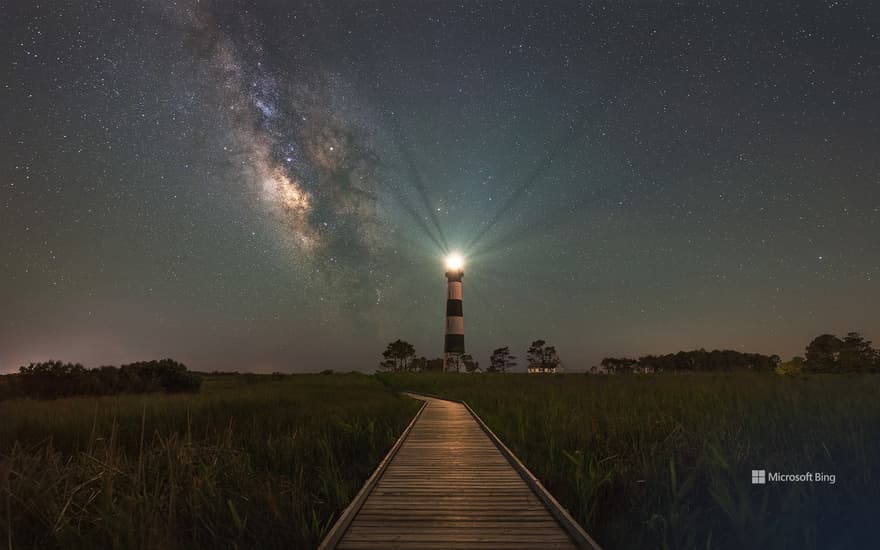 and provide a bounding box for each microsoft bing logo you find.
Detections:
[751,469,766,484]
